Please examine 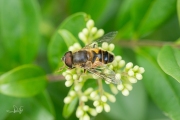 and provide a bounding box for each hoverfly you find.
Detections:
[62,31,120,84]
